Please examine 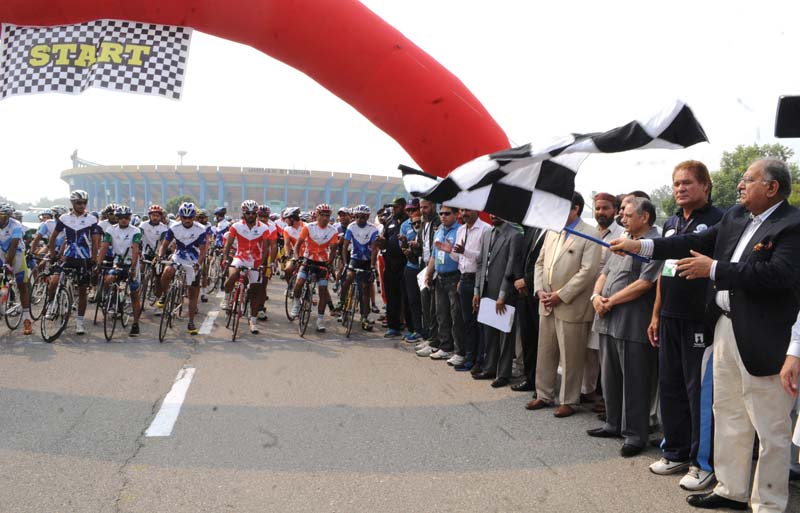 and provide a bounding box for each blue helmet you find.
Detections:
[114,205,132,217]
[178,202,197,219]
[213,206,226,216]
